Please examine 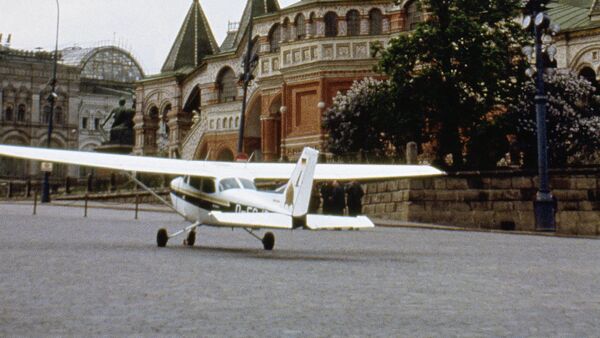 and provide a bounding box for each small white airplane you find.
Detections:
[0,144,443,250]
